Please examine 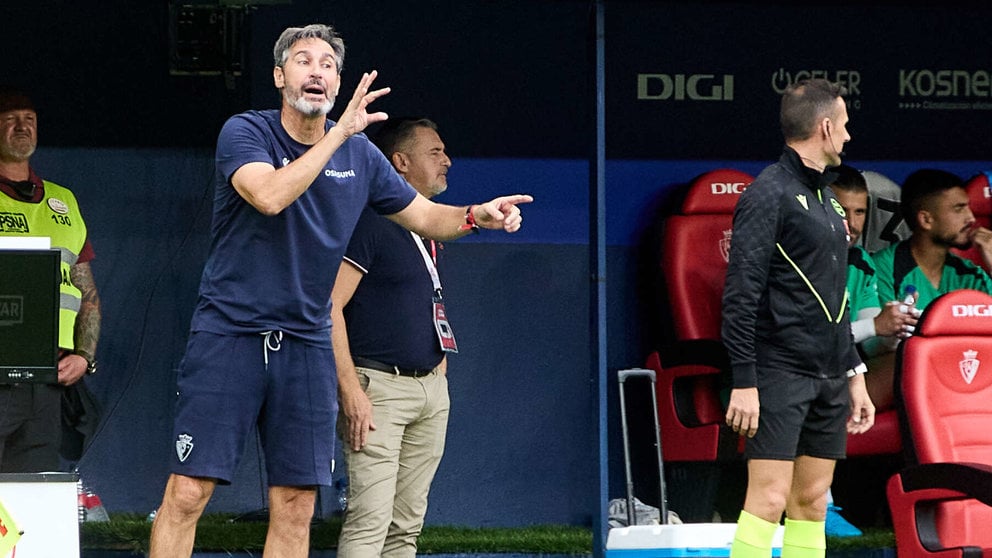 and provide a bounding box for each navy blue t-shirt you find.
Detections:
[190,110,417,346]
[343,206,447,369]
